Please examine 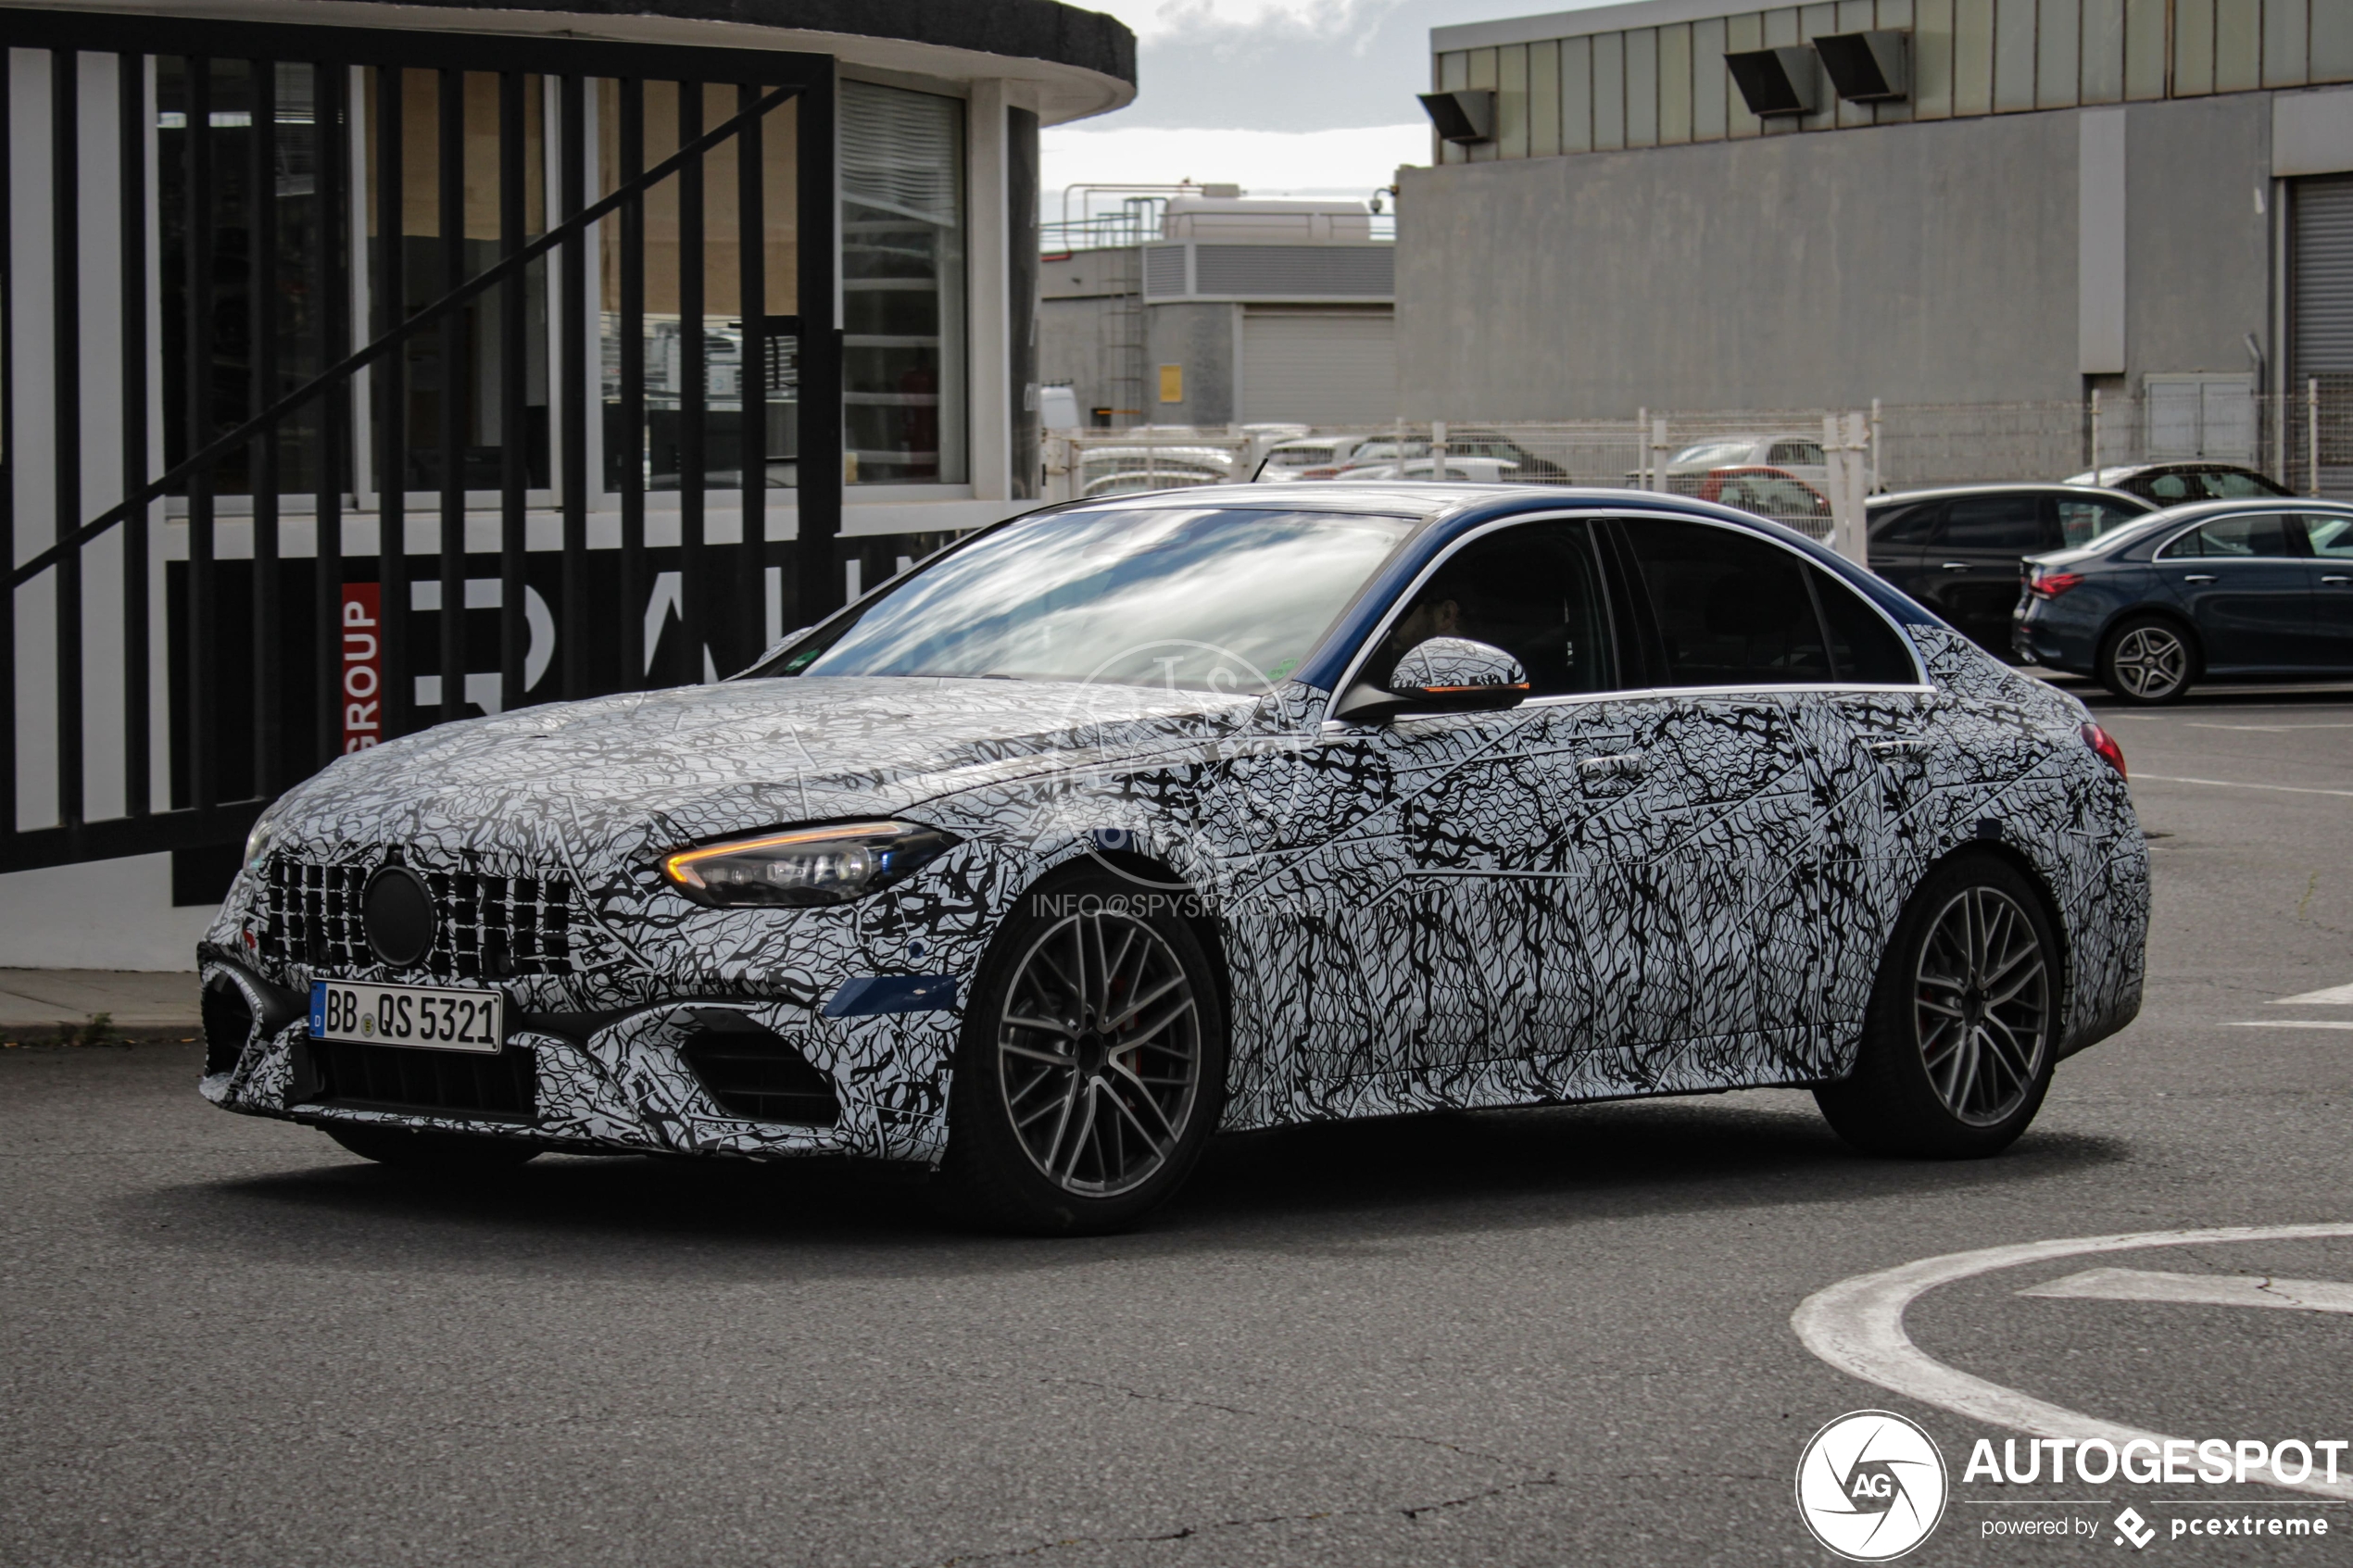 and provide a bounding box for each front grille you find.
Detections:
[680,1024,841,1126]
[262,854,575,979]
[307,1038,536,1119]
